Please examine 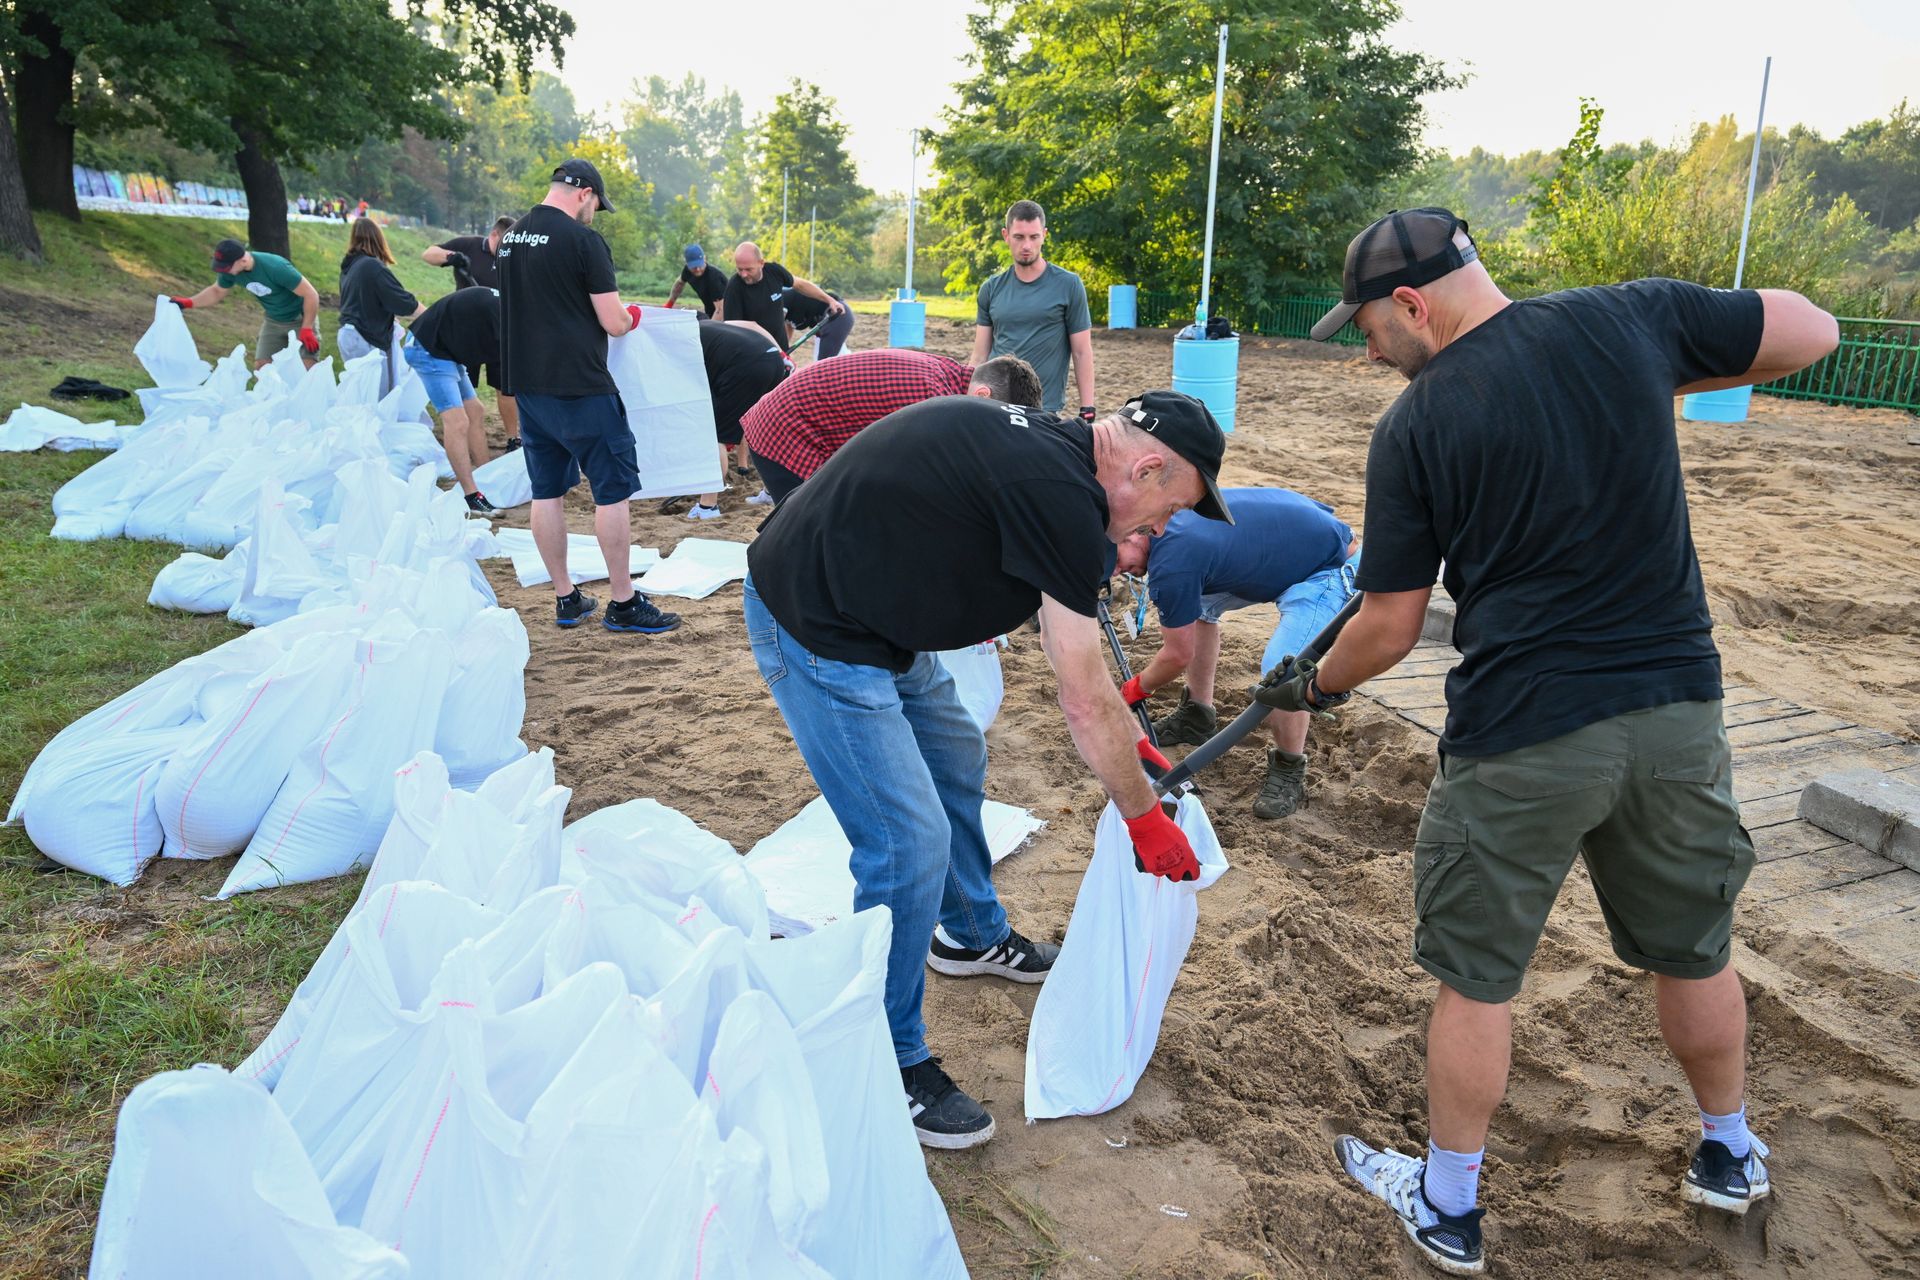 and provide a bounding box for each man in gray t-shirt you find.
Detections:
[971,199,1095,415]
